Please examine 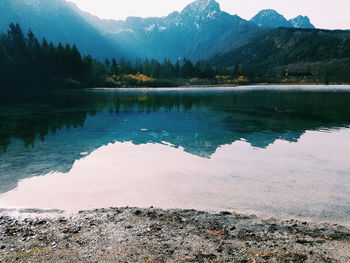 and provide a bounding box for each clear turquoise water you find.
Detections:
[0,86,350,223]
